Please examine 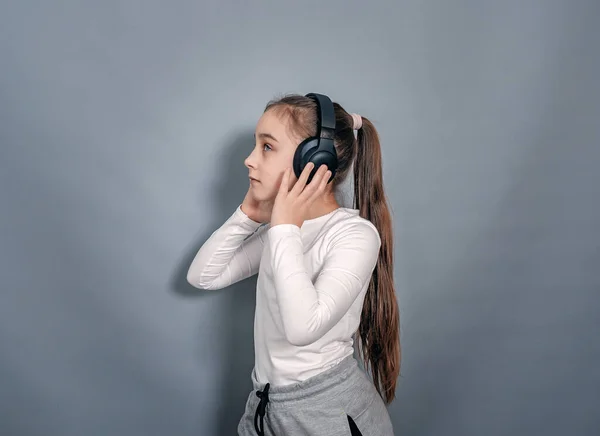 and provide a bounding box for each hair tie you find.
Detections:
[350,113,363,130]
